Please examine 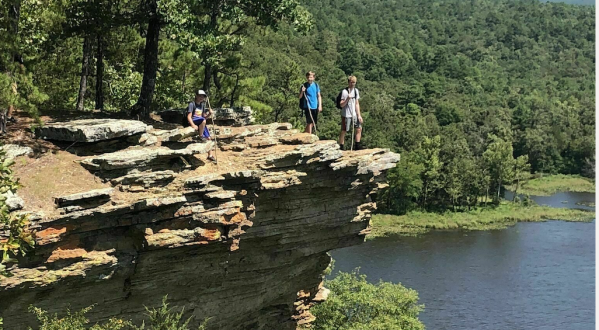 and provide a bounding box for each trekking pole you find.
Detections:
[351,116,355,151]
[205,96,219,166]
[303,93,318,135]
